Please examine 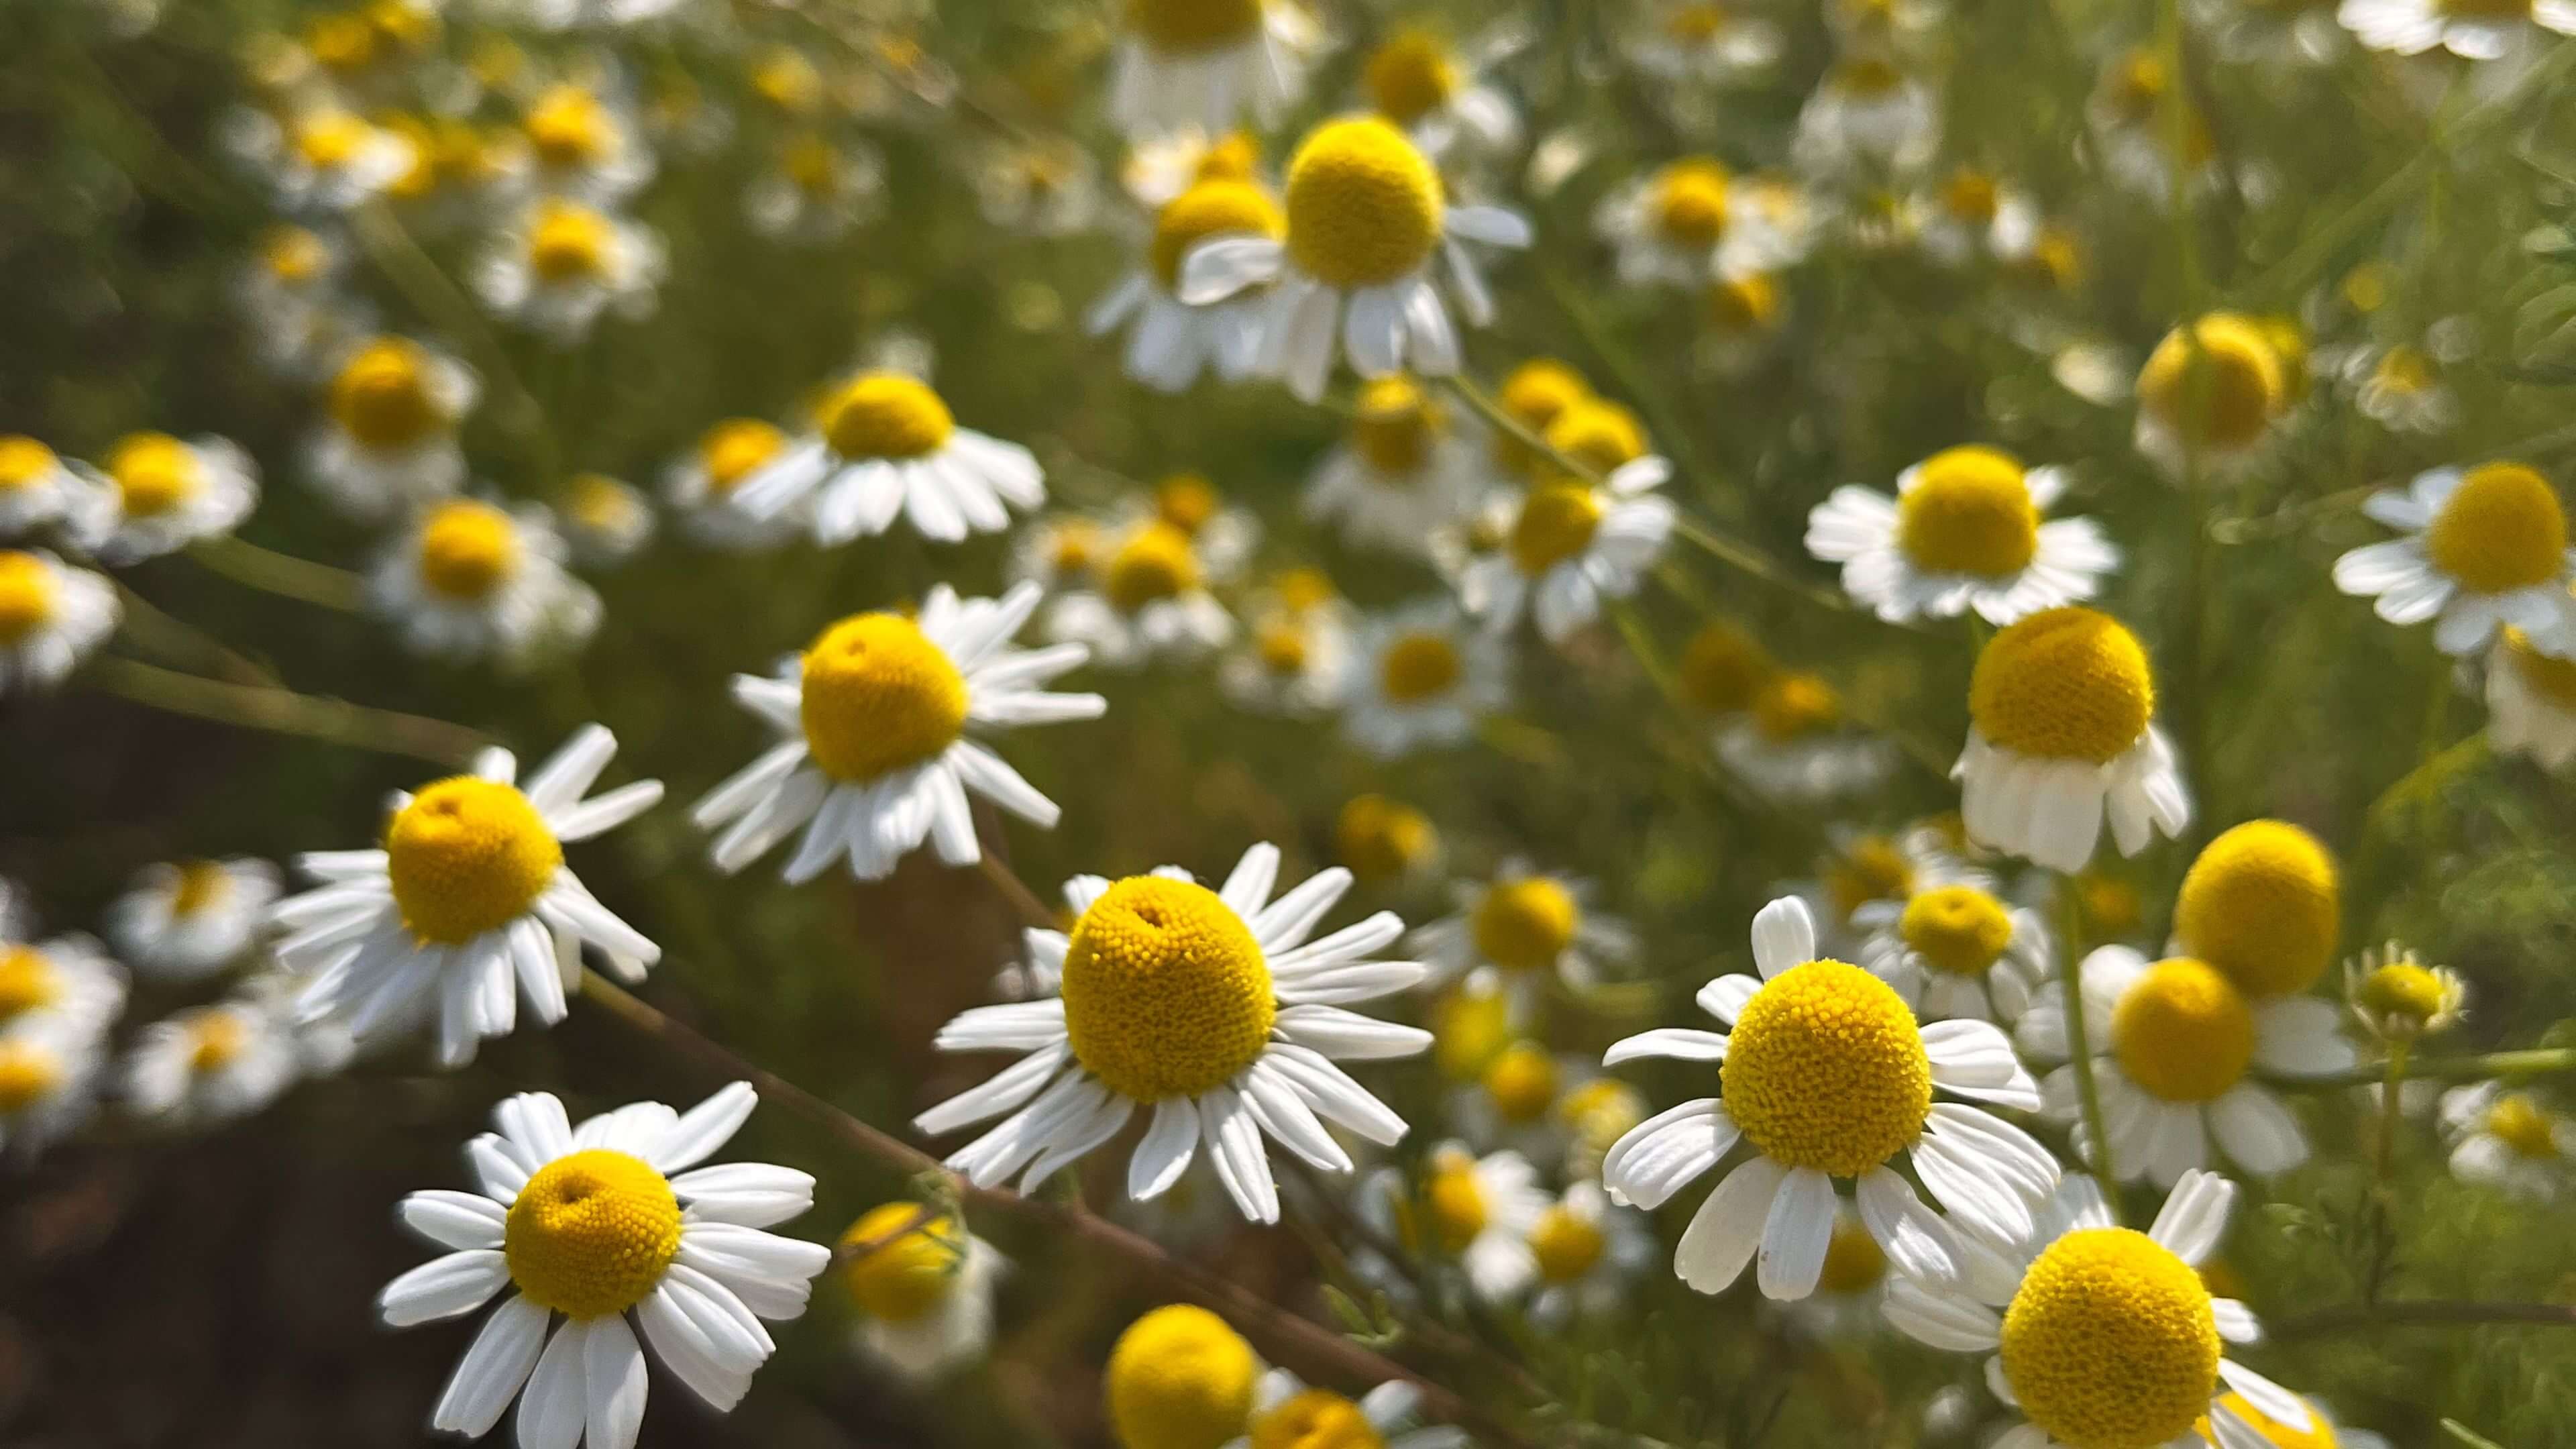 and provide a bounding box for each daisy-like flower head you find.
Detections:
[2134,314,2289,472]
[728,370,1046,545]
[0,549,119,694]
[2333,461,2576,658]
[1304,375,1483,554]
[1369,1142,1549,1303]
[1913,167,2043,266]
[306,335,479,520]
[693,584,1102,882]
[1698,271,1790,374]
[121,996,301,1128]
[521,82,655,204]
[1627,1,1786,83]
[1885,1169,2316,1449]
[1854,879,2053,1024]
[1411,861,1637,999]
[914,841,1434,1224]
[0,435,85,535]
[2090,52,2222,205]
[2441,1082,2573,1199]
[474,198,666,346]
[1046,519,1238,668]
[1012,511,1115,592]
[1488,358,1591,477]
[2172,821,2339,999]
[257,107,419,213]
[270,725,662,1067]
[745,131,888,245]
[556,472,654,565]
[107,857,279,981]
[384,115,533,230]
[1524,1179,1656,1326]
[1601,896,2059,1300]
[1134,473,1263,578]
[1335,794,1442,888]
[1458,401,1675,643]
[1359,24,1521,160]
[1790,823,1992,945]
[376,1083,828,1448]
[1595,157,1801,288]
[2485,625,2576,768]
[2339,0,2576,56]
[2018,944,2355,1185]
[1107,1304,1260,1449]
[1125,129,1265,214]
[837,1202,1000,1380]
[1716,670,1898,803]
[75,432,260,564]
[1792,55,1941,174]
[368,498,602,665]
[2345,340,2458,434]
[0,933,128,1042]
[975,138,1104,237]
[1181,116,1532,403]
[235,224,371,377]
[1956,607,2191,872]
[1807,446,2119,625]
[664,418,798,549]
[2344,940,2465,1042]
[0,1024,104,1161]
[1110,0,1318,140]
[1226,1371,1467,1449]
[1219,575,1352,716]
[1338,598,1509,759]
